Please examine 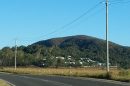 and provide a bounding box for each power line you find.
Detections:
[38,0,105,38]
[13,0,130,45]
[18,0,105,43]
[55,6,105,36]
[10,0,106,44]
